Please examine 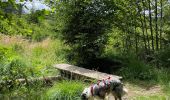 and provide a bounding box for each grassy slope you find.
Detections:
[0,34,67,77]
[0,34,69,99]
[0,34,170,99]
